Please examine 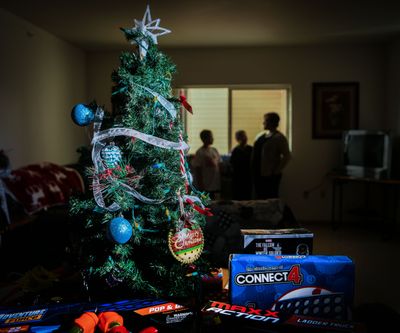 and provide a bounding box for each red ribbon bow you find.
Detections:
[185,197,213,216]
[179,95,193,114]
